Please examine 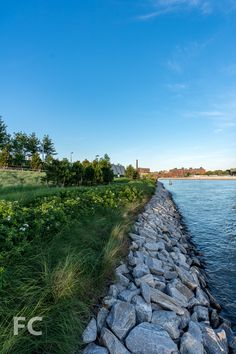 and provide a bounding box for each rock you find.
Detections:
[140,282,151,303]
[132,295,152,323]
[83,343,109,354]
[108,285,119,298]
[152,310,181,339]
[196,288,210,307]
[115,271,130,287]
[180,322,204,354]
[179,309,191,330]
[133,263,150,278]
[145,241,165,252]
[210,309,220,329]
[146,257,164,275]
[100,328,130,354]
[135,274,155,287]
[118,288,140,302]
[97,308,109,333]
[194,306,209,322]
[82,318,97,343]
[219,323,236,351]
[175,266,198,290]
[202,326,228,354]
[164,271,178,280]
[166,284,189,307]
[150,288,185,315]
[103,296,117,309]
[125,322,178,354]
[172,279,194,301]
[106,301,136,340]
[116,263,129,274]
